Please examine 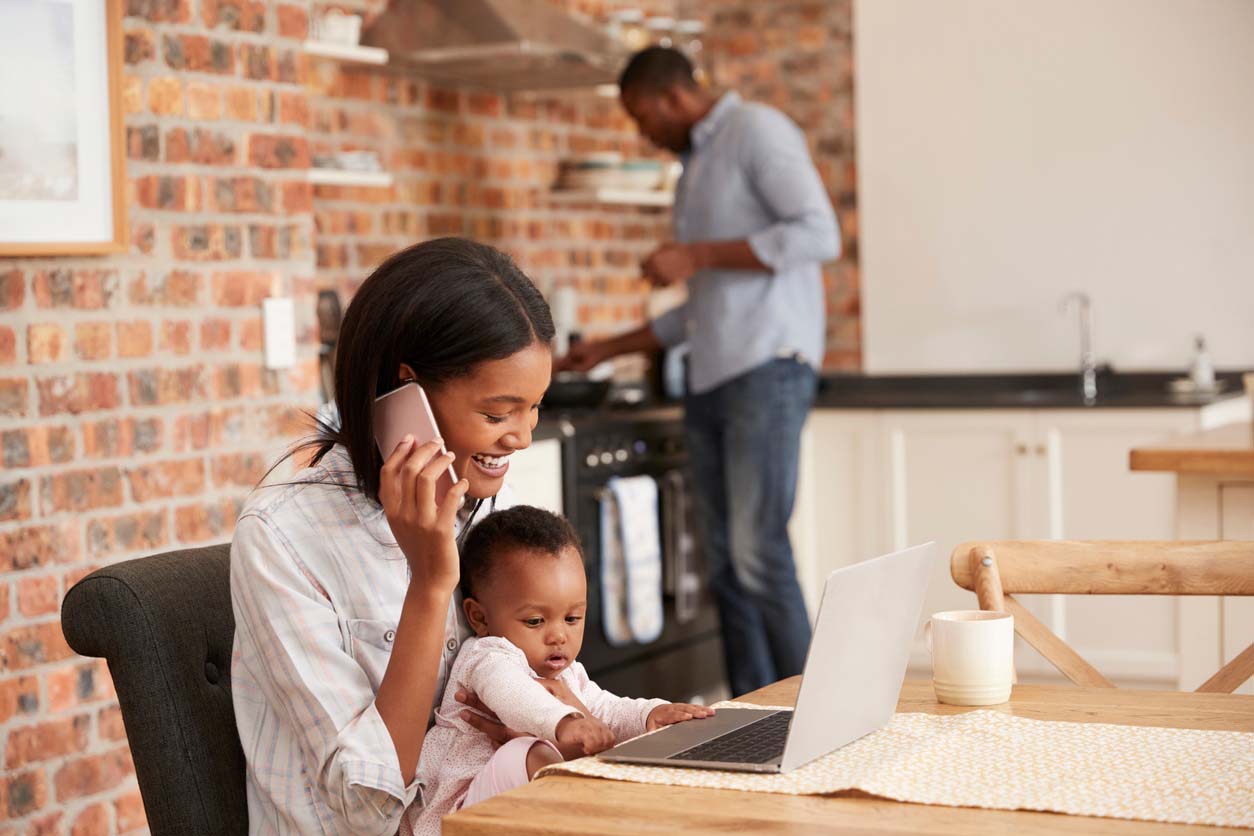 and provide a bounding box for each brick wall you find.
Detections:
[0,1,855,832]
[0,1,321,831]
